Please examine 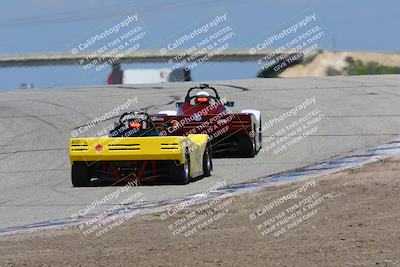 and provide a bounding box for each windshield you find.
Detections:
[109,113,160,137]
